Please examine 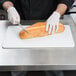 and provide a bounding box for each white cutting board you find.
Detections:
[2,25,75,49]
